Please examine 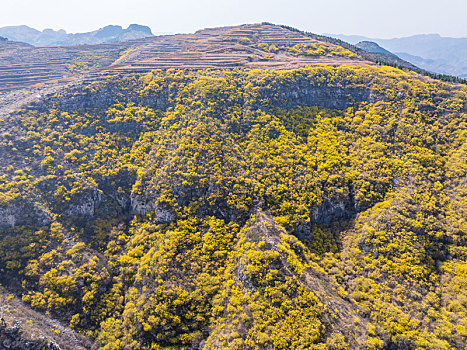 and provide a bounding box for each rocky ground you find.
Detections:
[0,288,92,350]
